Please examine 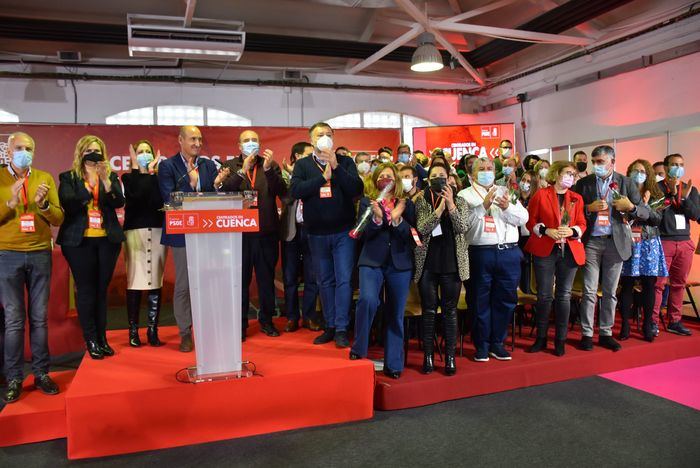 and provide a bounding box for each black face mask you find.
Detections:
[430,177,447,193]
[576,161,587,173]
[82,151,103,164]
